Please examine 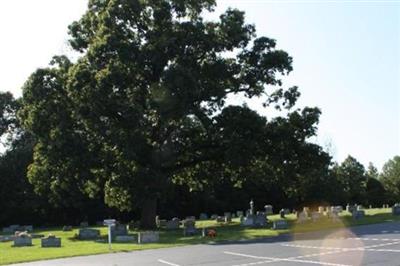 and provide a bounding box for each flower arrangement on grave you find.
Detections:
[15,231,31,238]
[207,229,217,237]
